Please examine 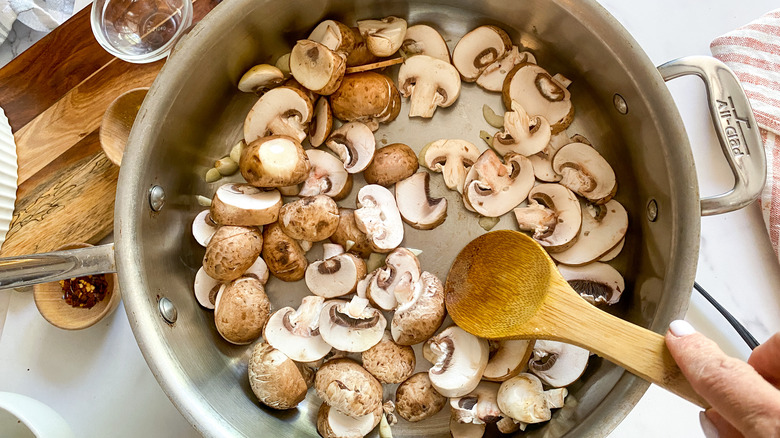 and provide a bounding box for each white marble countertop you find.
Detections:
[1,0,780,437]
